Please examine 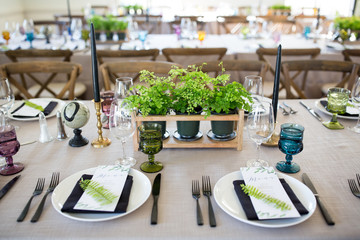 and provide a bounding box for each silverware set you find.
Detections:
[348,174,360,198]
[280,102,297,115]
[192,176,216,227]
[17,172,59,222]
